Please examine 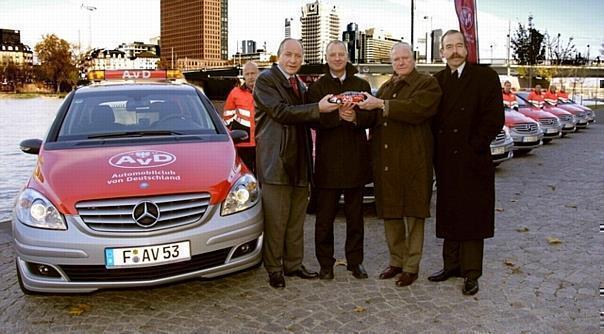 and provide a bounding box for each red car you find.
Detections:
[328,91,367,104]
[515,93,574,140]
[504,107,543,154]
